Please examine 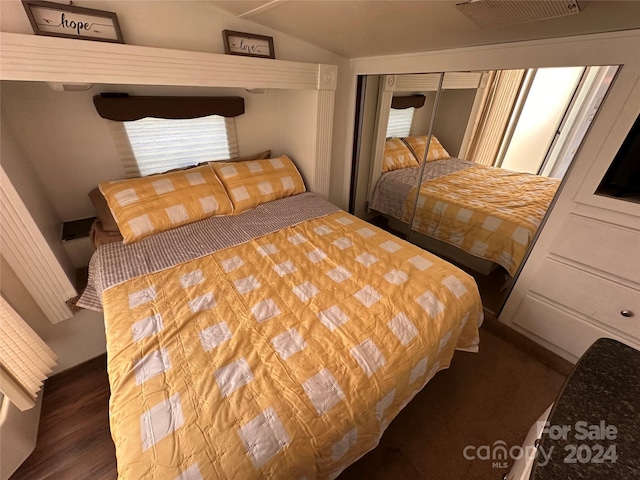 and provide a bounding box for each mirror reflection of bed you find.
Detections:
[351,66,618,314]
